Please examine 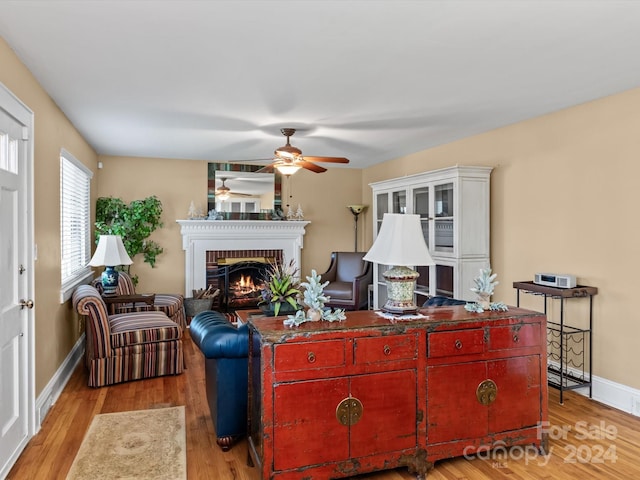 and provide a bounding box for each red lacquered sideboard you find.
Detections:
[247,306,548,479]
